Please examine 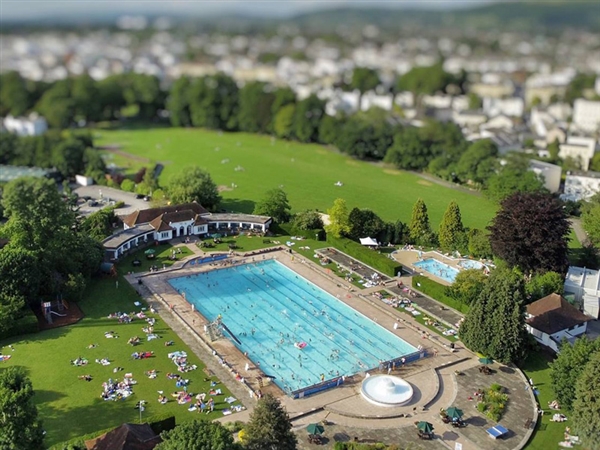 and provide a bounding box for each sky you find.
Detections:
[0,0,497,23]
